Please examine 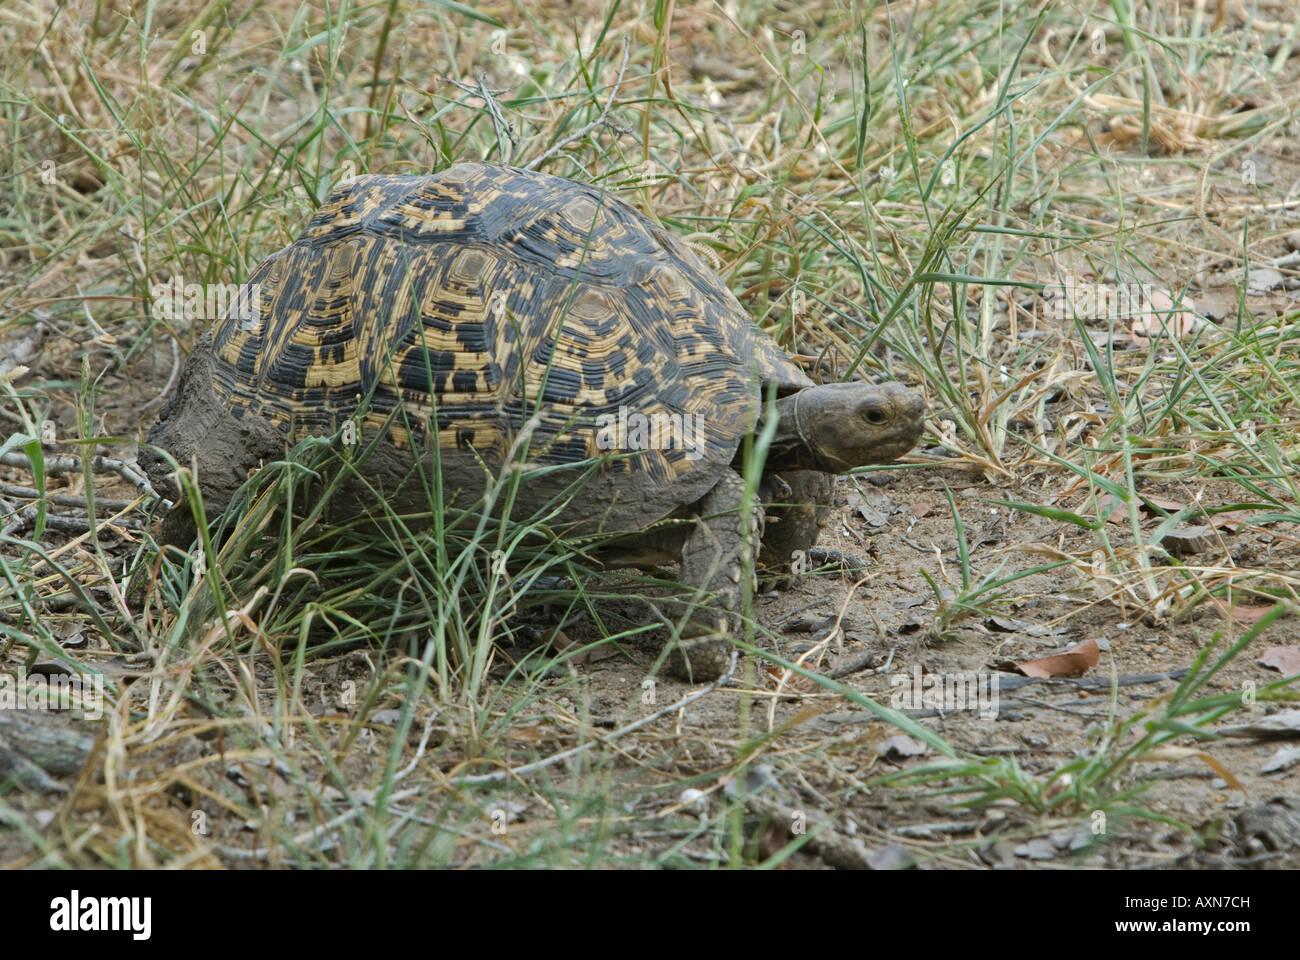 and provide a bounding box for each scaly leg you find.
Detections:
[666,469,760,681]
[758,470,833,586]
